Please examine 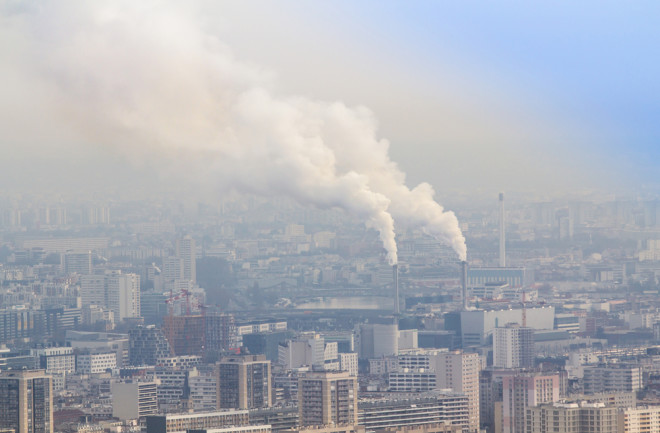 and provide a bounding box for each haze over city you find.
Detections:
[2,2,660,433]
